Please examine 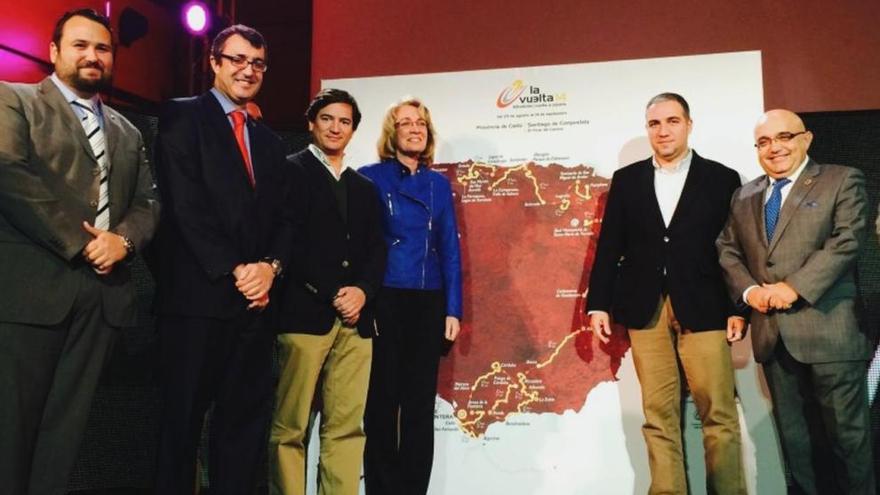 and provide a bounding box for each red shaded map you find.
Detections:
[435,161,630,438]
